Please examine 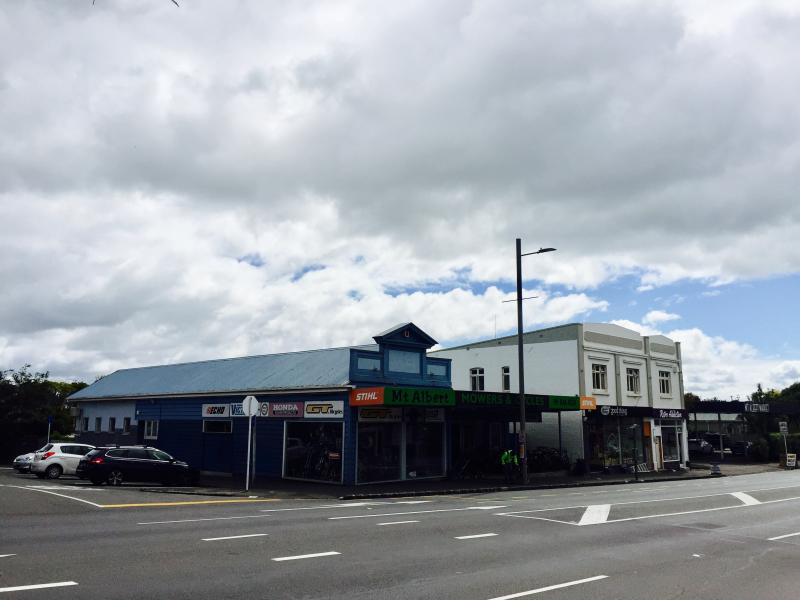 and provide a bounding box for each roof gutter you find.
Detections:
[70,385,355,403]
